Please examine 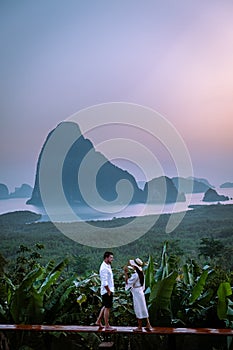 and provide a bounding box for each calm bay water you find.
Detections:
[0,188,233,222]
